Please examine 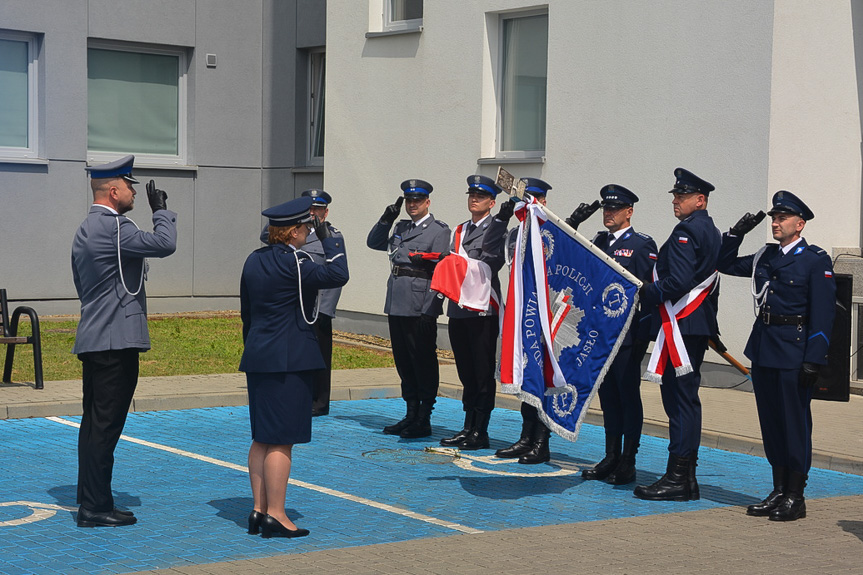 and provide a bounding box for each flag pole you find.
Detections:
[495,167,643,288]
